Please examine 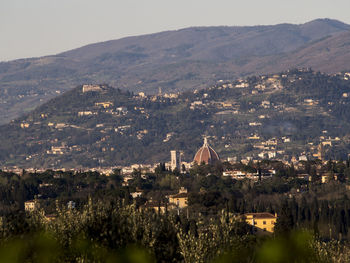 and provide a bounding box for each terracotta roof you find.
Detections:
[244,213,276,219]
[193,138,220,165]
